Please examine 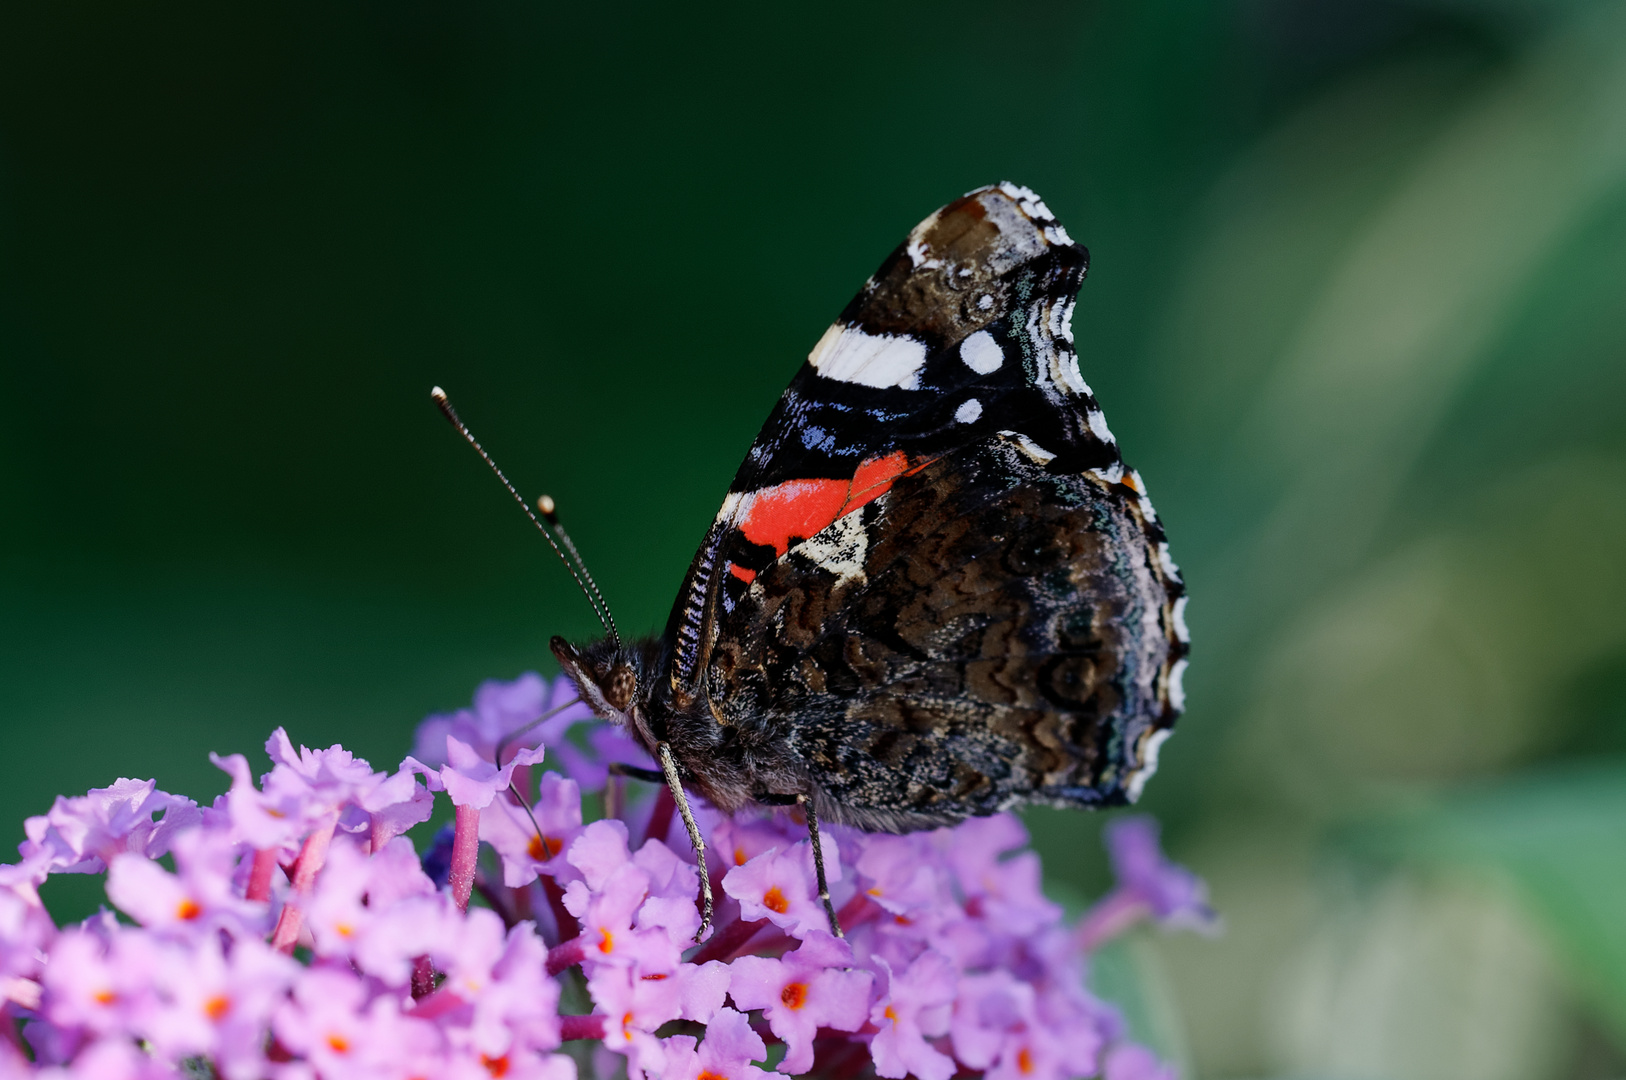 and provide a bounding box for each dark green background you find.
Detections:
[5,3,1625,1077]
